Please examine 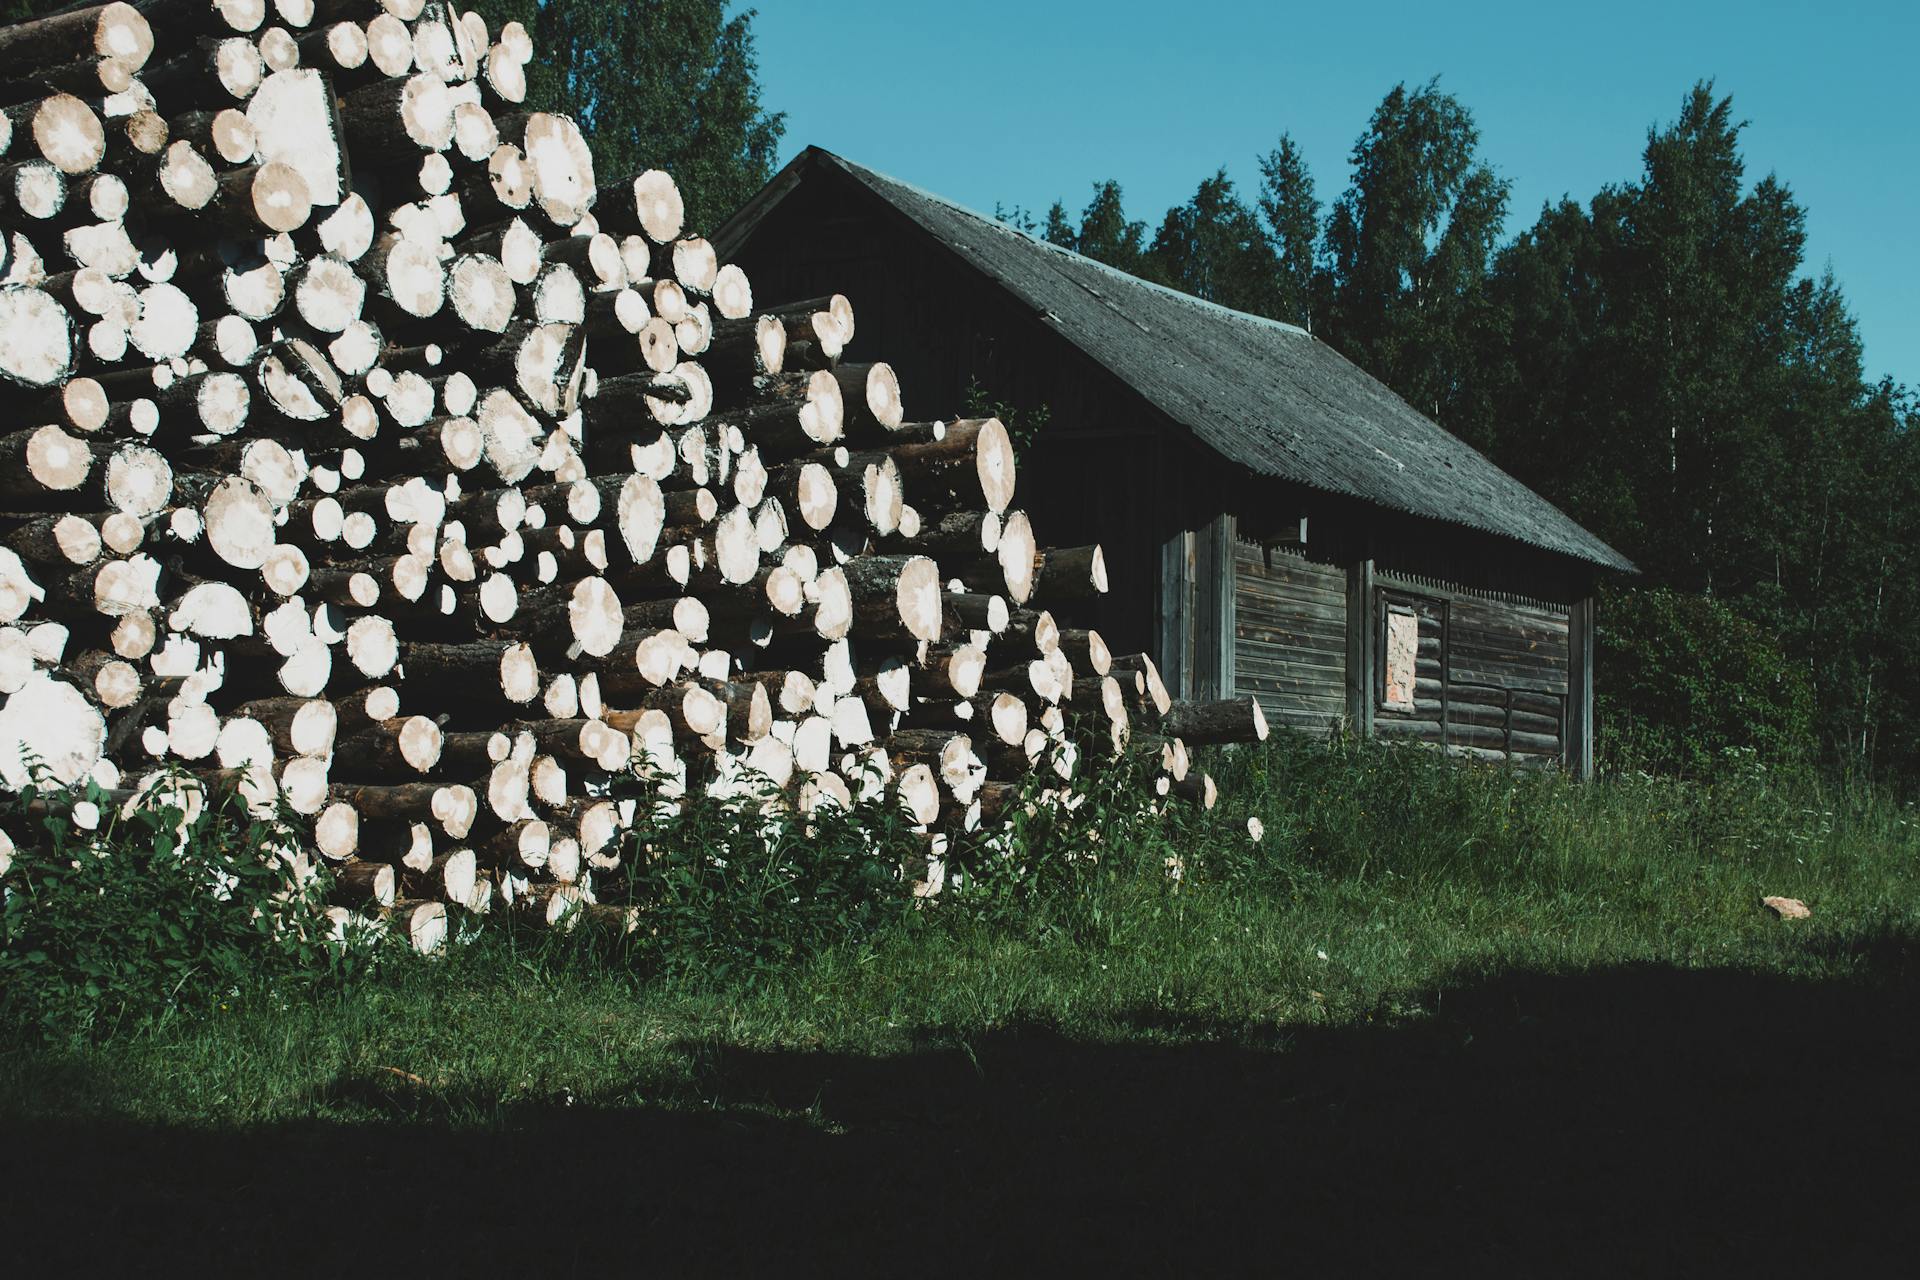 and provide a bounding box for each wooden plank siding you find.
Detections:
[1233,541,1348,735]
[1195,512,1236,700]
[1373,570,1572,765]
